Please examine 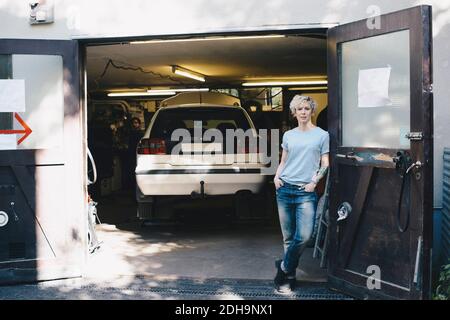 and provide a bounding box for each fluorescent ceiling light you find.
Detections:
[173,88,209,92]
[288,86,328,90]
[130,35,285,44]
[172,65,205,82]
[108,91,176,97]
[242,80,328,87]
[147,88,209,93]
[172,66,205,82]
